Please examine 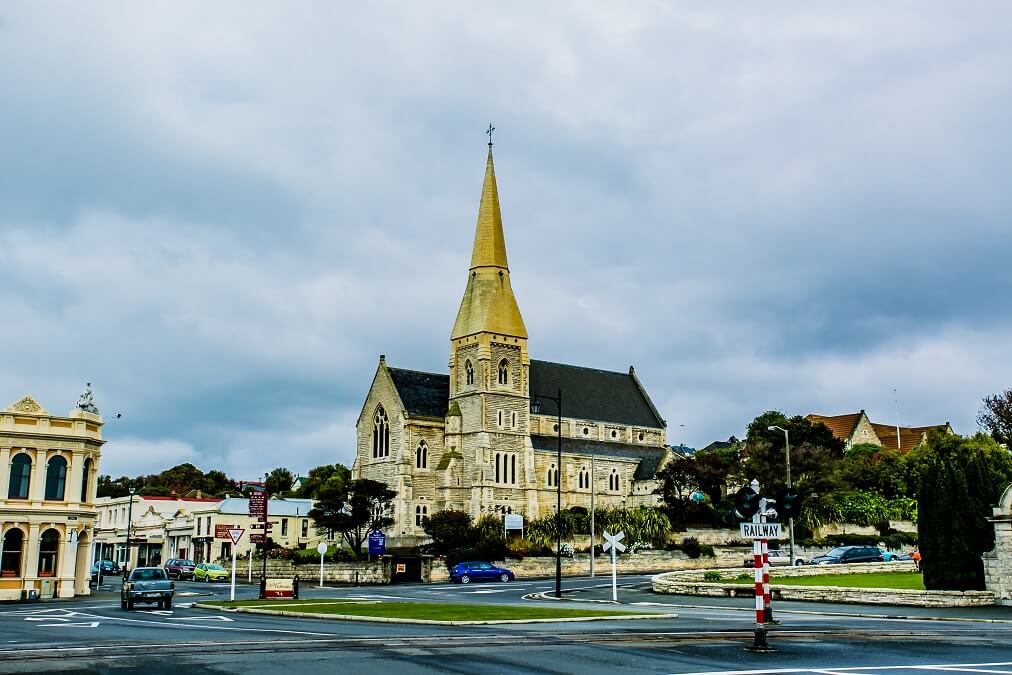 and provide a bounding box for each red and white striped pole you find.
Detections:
[753,535,763,625]
[761,536,773,623]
